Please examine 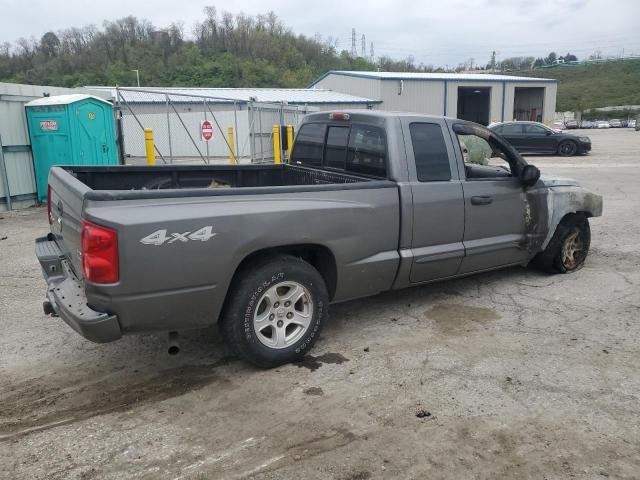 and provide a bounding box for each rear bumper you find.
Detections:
[35,235,122,343]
